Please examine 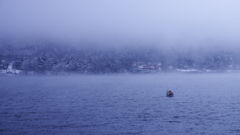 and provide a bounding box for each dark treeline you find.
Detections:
[1,39,240,74]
